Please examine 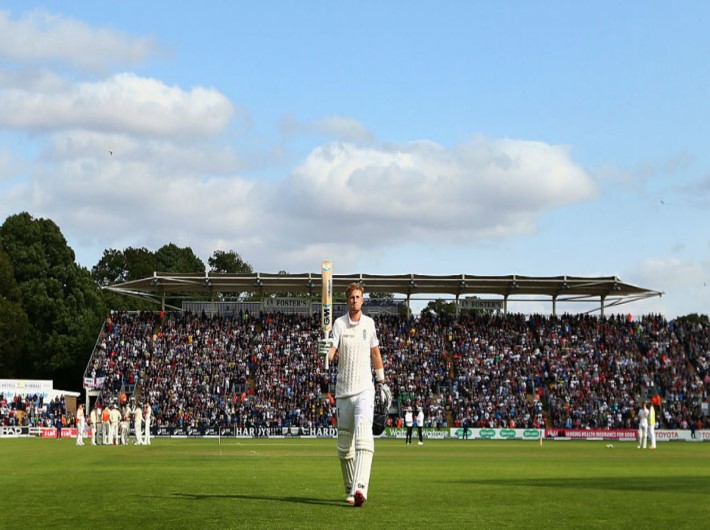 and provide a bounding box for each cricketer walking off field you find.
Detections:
[319,282,386,508]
